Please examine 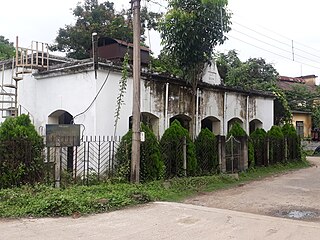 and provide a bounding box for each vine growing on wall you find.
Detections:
[114,51,130,136]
